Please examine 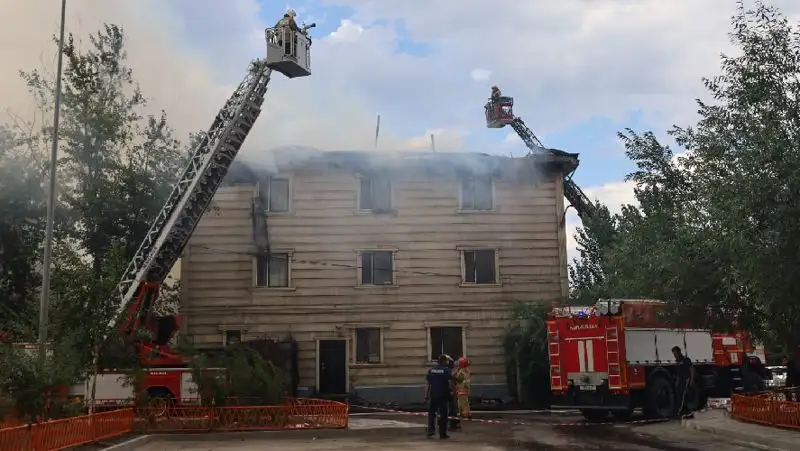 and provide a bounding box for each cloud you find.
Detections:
[470,69,491,81]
